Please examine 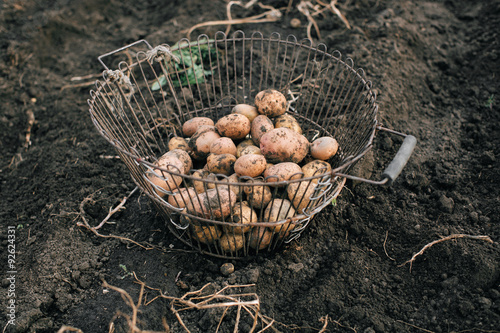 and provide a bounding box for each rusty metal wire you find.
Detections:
[88,31,378,258]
